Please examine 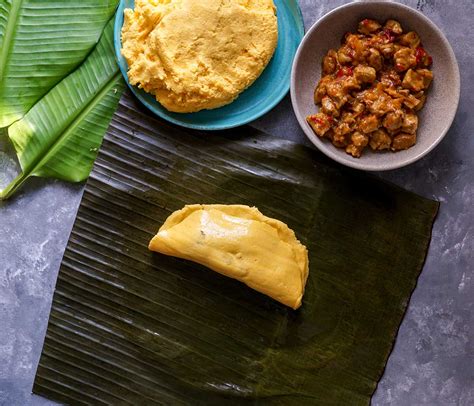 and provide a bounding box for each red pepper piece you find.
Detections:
[415,47,426,64]
[381,28,395,42]
[311,116,324,125]
[395,63,405,72]
[336,66,353,78]
[415,47,433,66]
